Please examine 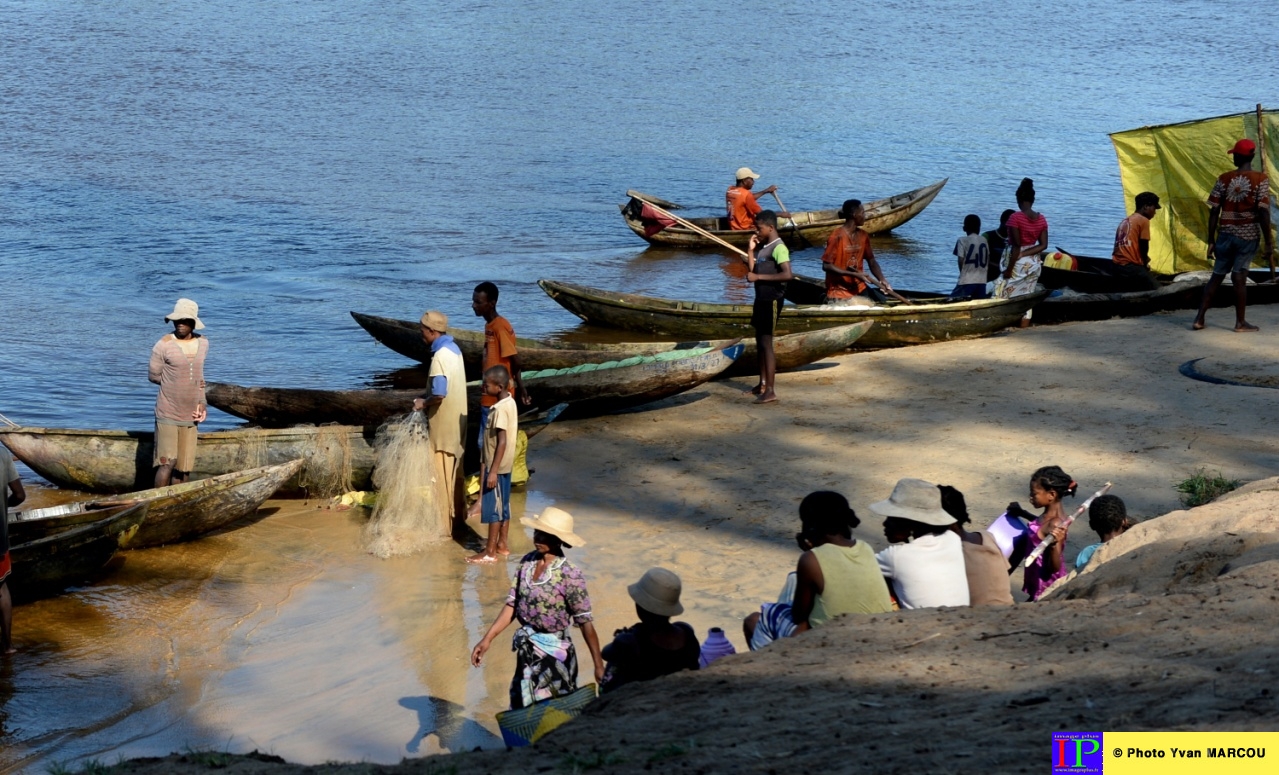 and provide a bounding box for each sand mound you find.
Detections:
[1046,479,1279,600]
